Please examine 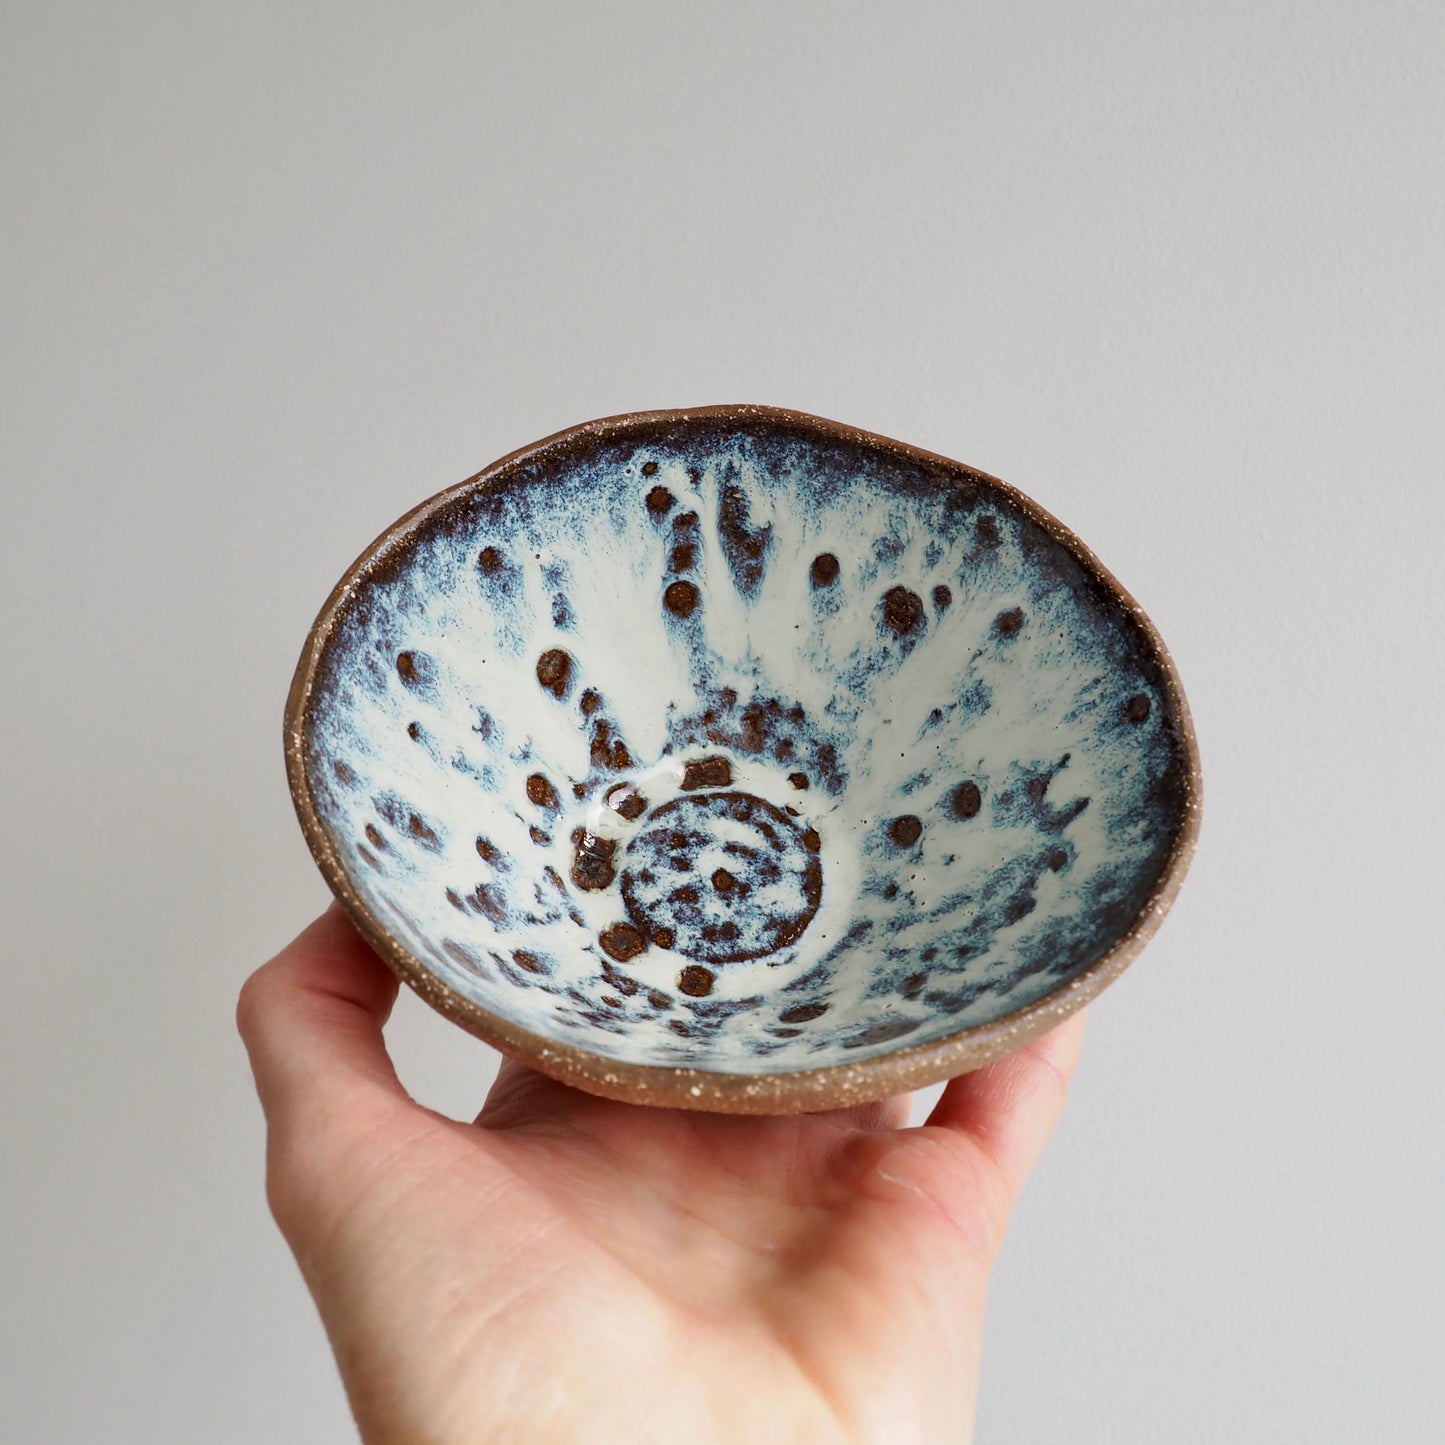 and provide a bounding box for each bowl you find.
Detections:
[285,406,1200,1112]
